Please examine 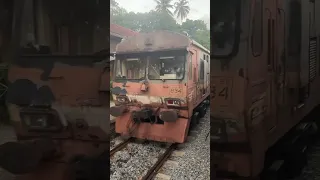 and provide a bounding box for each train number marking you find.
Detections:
[218,87,228,100]
[211,85,216,99]
[169,87,182,95]
[211,77,232,107]
[211,85,228,100]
